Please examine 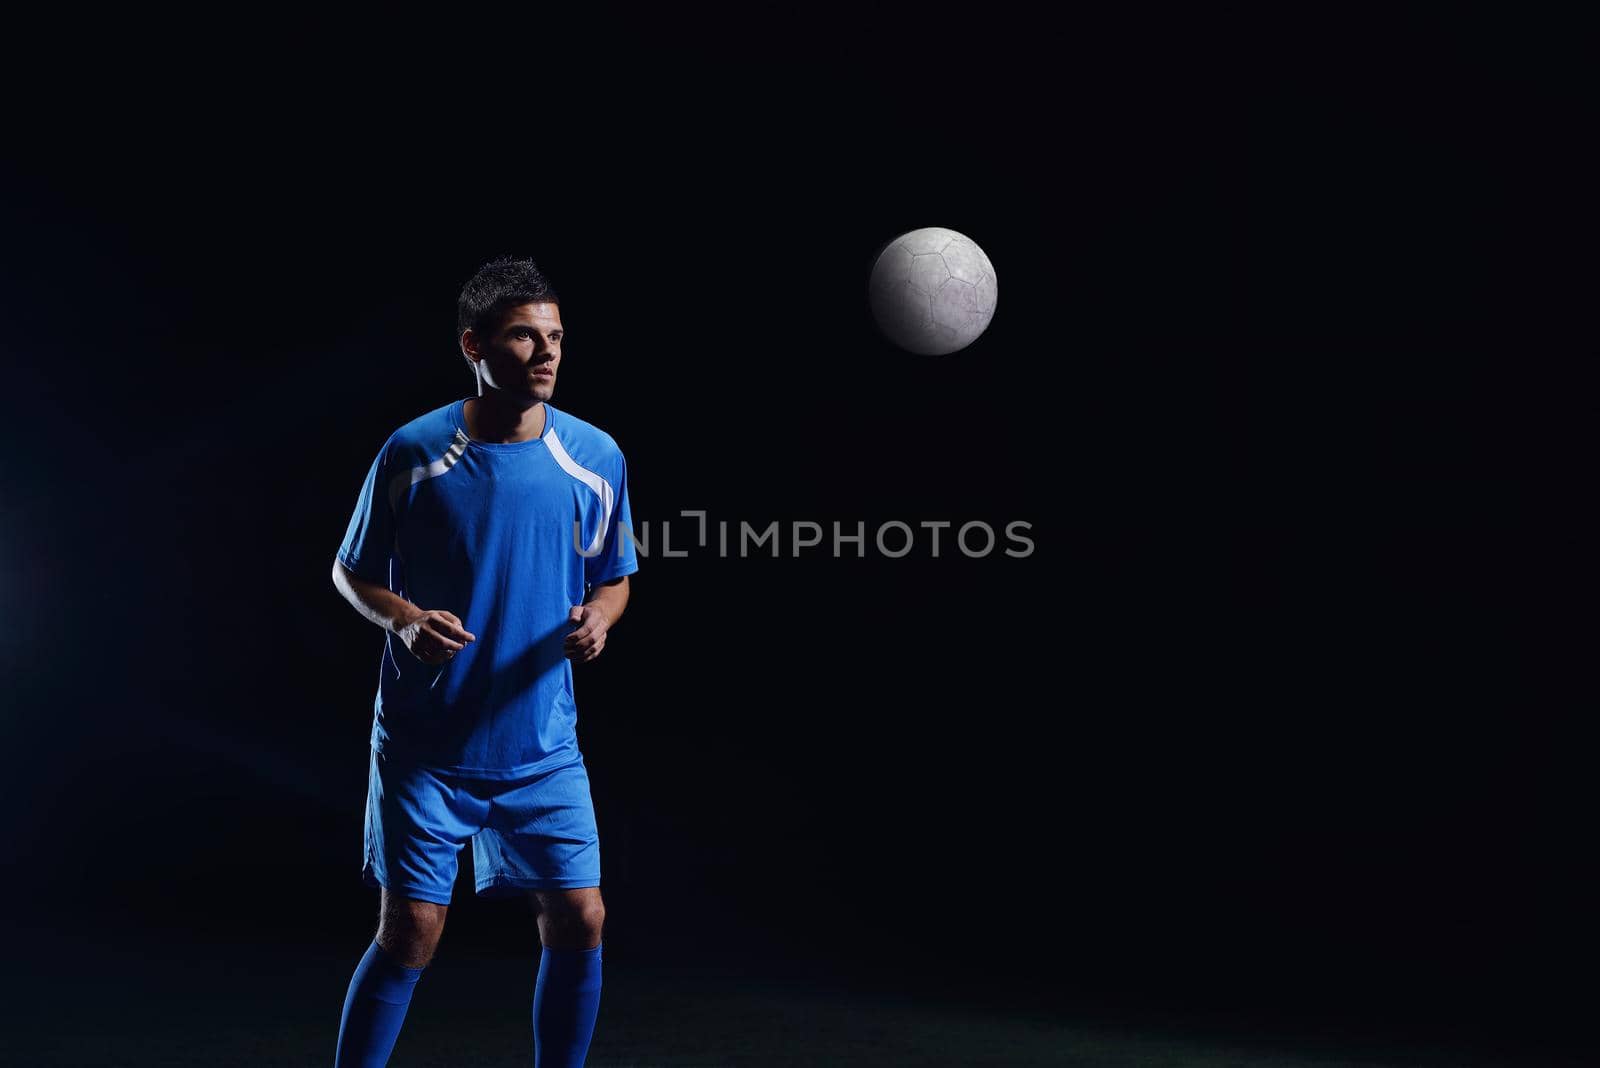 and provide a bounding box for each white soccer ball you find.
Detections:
[867,227,998,355]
